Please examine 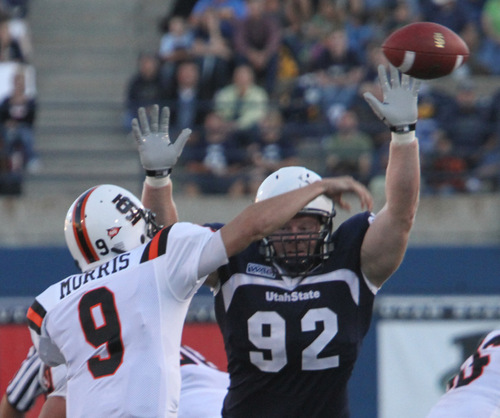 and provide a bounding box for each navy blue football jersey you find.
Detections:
[209,212,375,418]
